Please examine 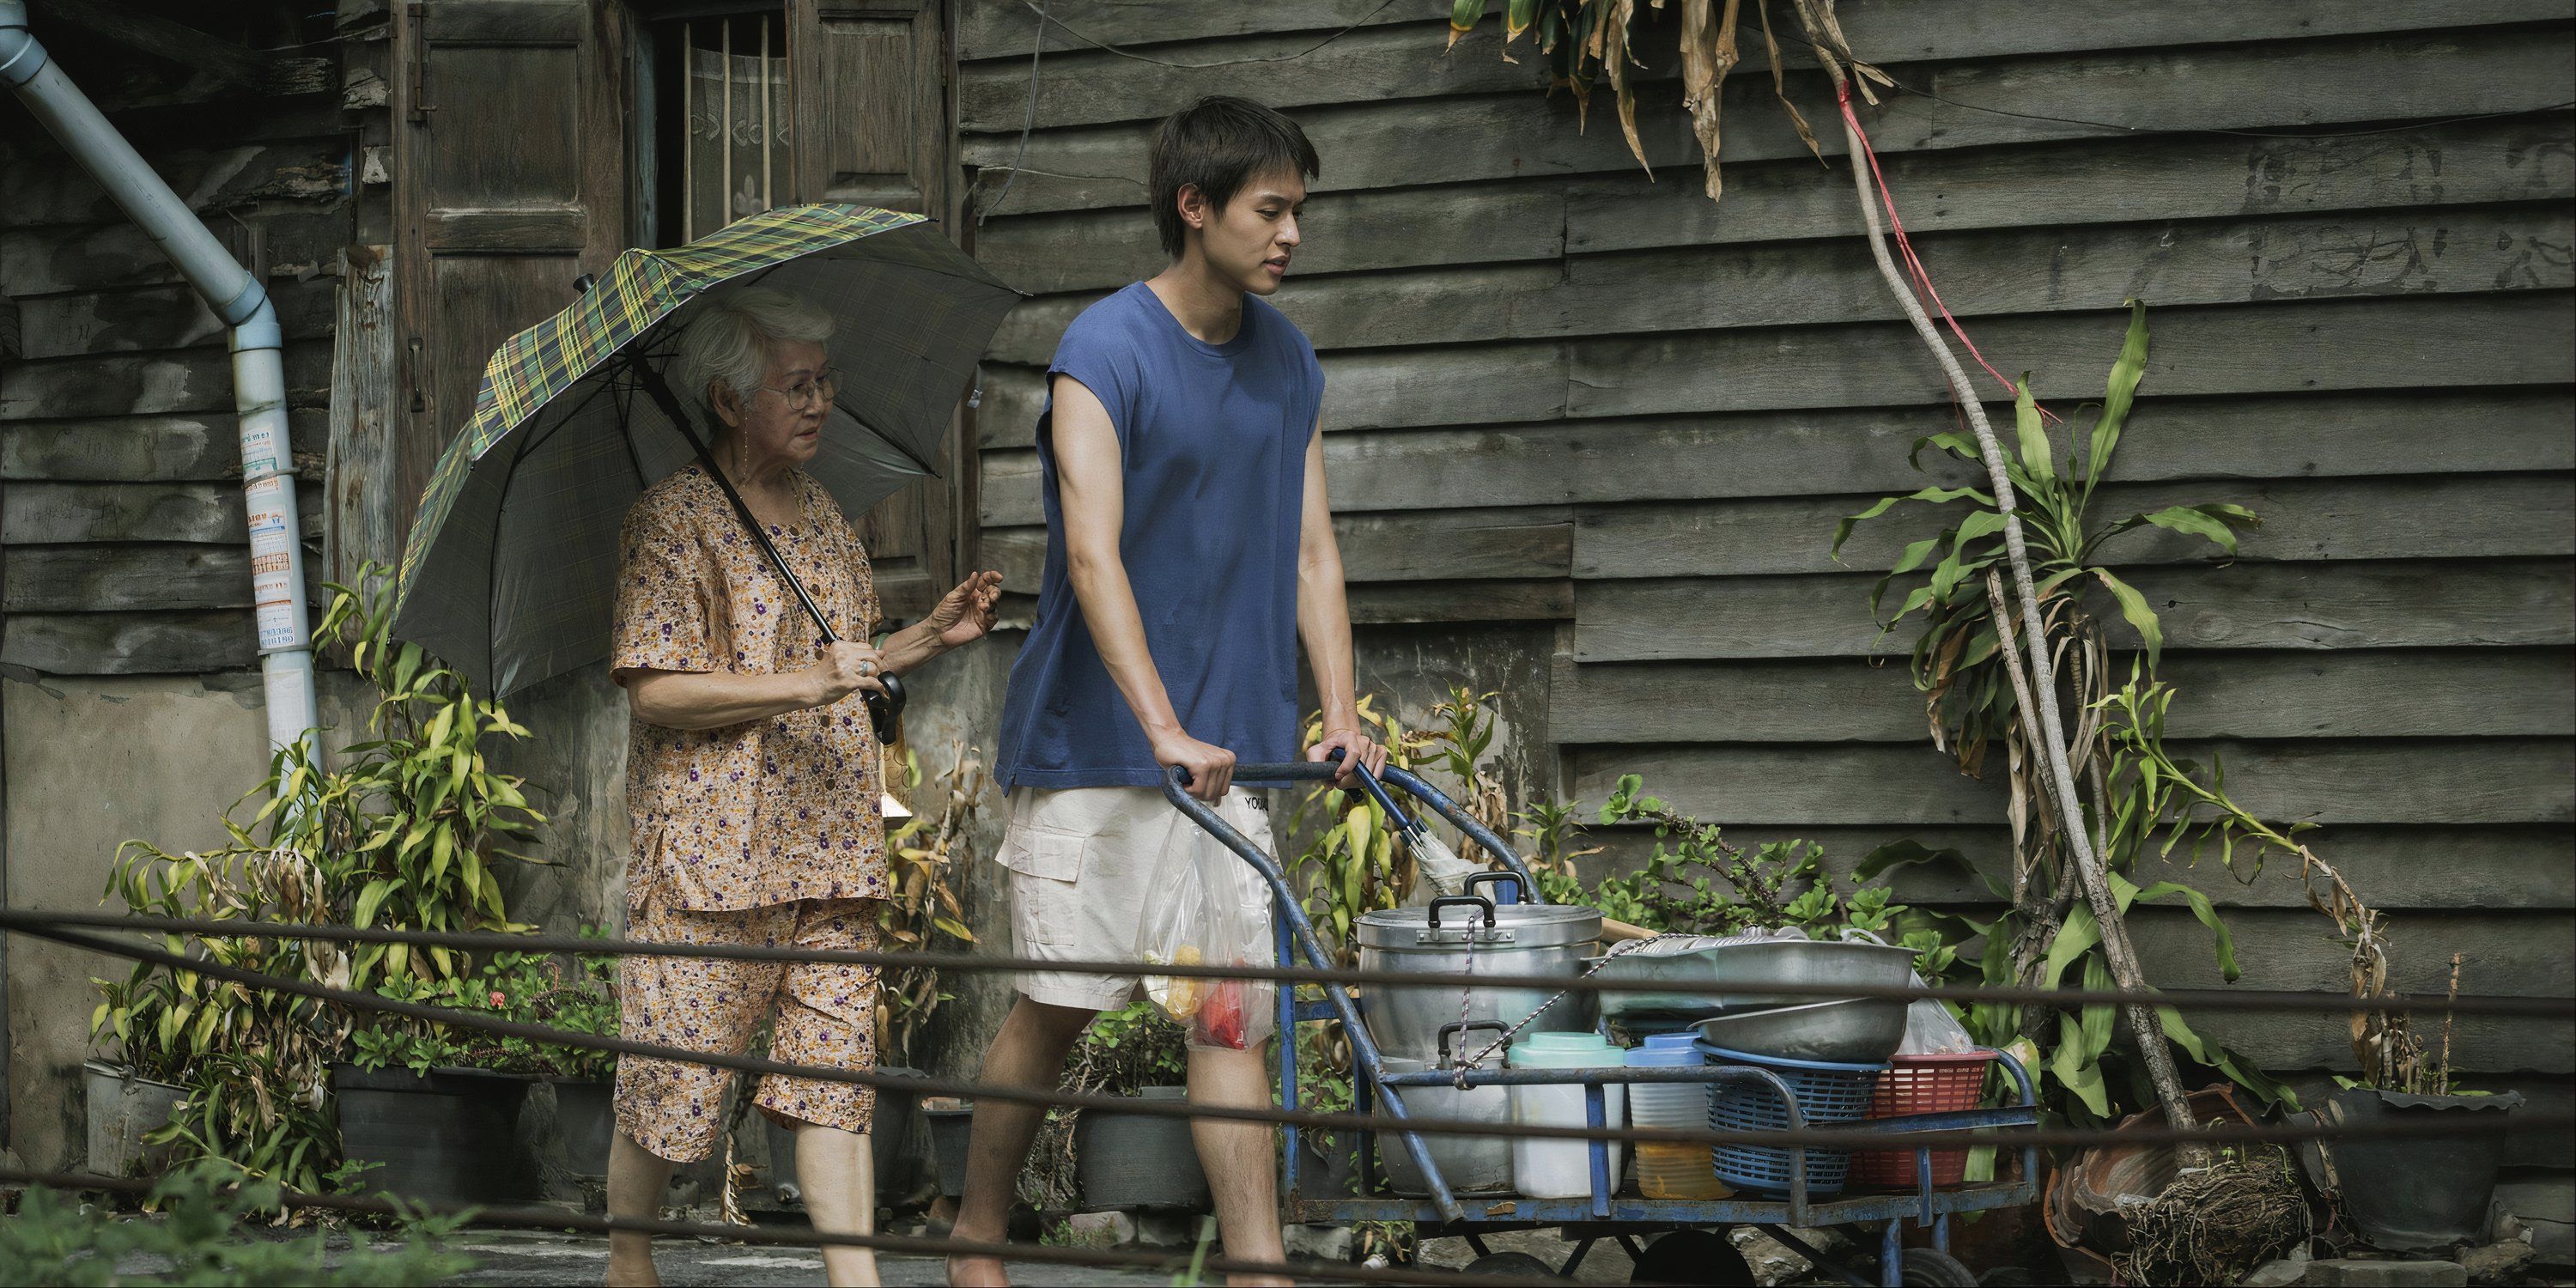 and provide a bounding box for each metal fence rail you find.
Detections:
[9,901,2568,1285]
